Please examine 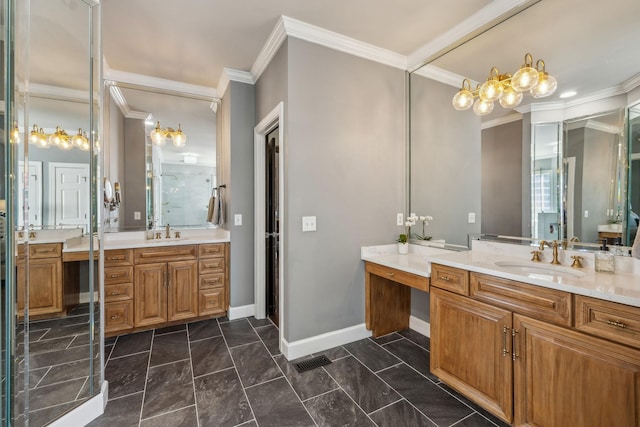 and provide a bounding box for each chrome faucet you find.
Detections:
[165,223,171,239]
[539,240,561,265]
